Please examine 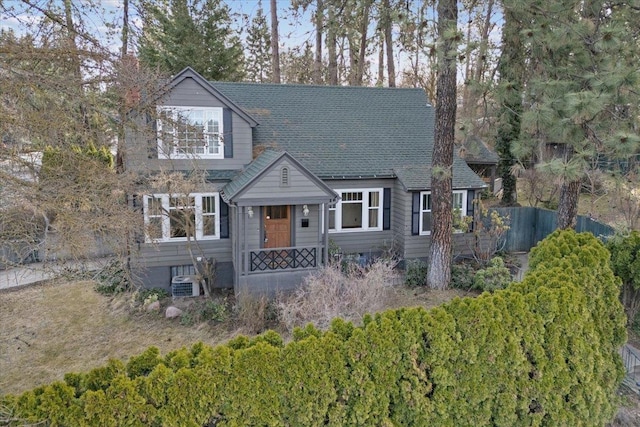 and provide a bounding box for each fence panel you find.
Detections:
[491,207,614,253]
